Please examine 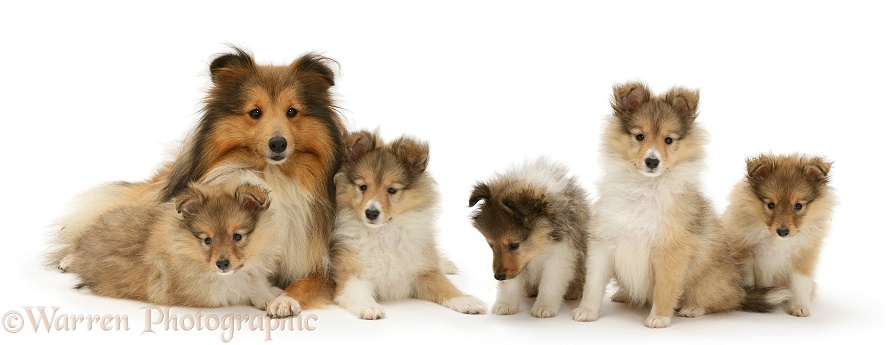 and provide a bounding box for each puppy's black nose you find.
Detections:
[365,209,380,221]
[645,158,660,169]
[494,273,506,281]
[216,258,230,270]
[777,227,790,237]
[268,136,287,153]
